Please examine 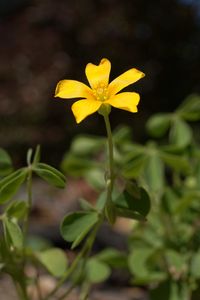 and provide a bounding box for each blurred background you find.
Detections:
[0,0,200,165]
